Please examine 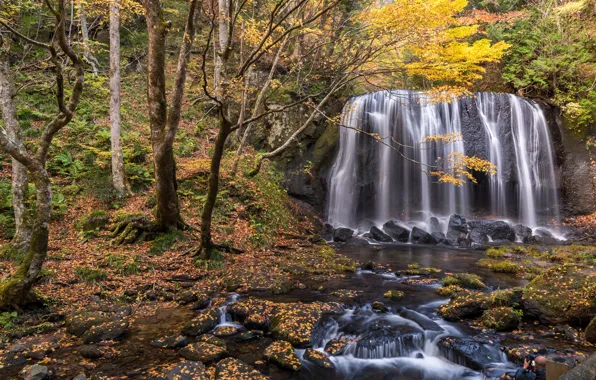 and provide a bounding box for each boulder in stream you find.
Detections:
[82,319,129,344]
[370,226,392,242]
[215,358,268,380]
[437,336,503,371]
[429,217,442,234]
[182,308,219,336]
[166,360,209,380]
[410,227,437,245]
[179,342,228,363]
[21,364,50,380]
[333,227,354,242]
[513,224,532,240]
[382,221,410,242]
[263,341,302,371]
[303,348,334,369]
